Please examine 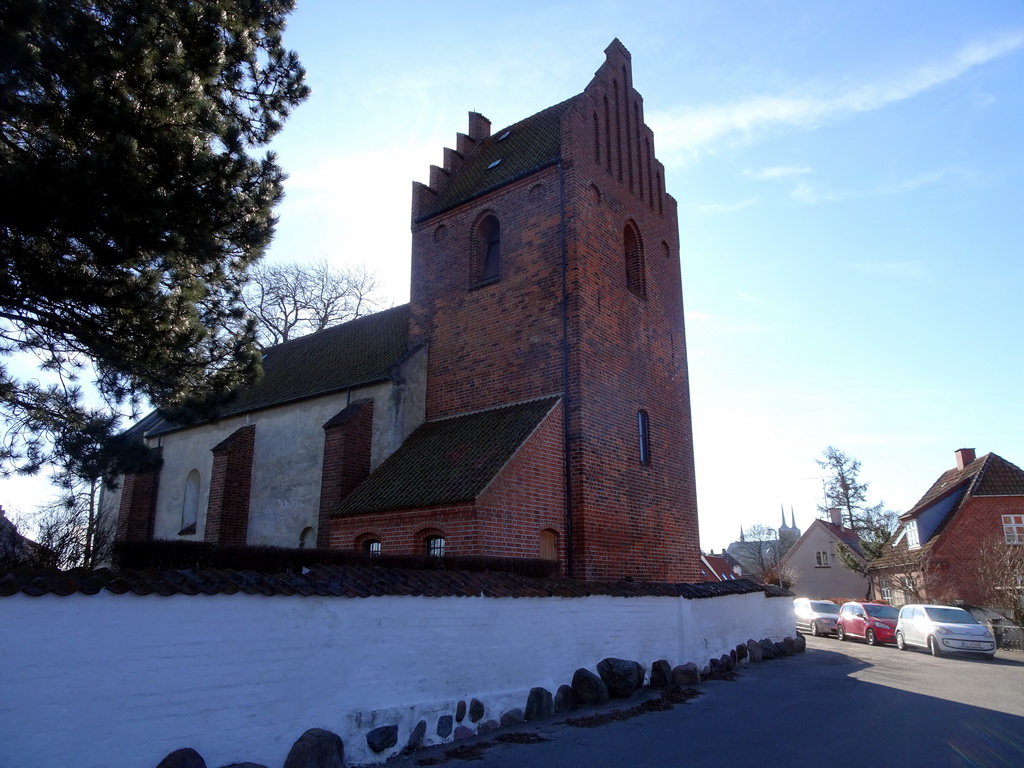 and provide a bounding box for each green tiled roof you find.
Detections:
[333,397,560,516]
[148,305,410,436]
[416,98,578,221]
